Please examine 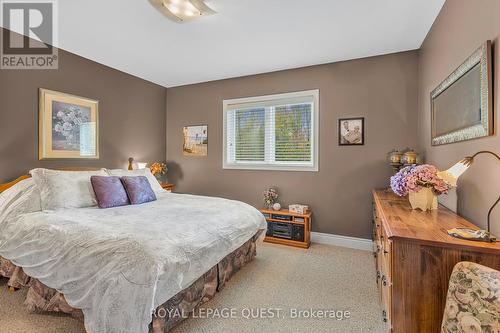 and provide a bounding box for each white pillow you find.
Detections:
[0,178,41,218]
[29,168,107,210]
[105,168,165,193]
